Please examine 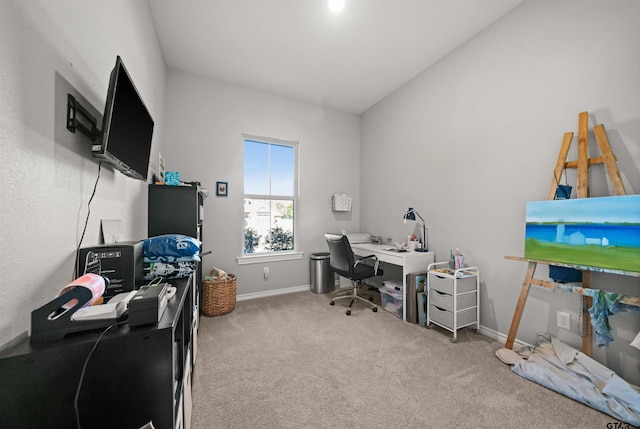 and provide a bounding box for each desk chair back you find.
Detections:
[324,233,355,278]
[325,233,382,280]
